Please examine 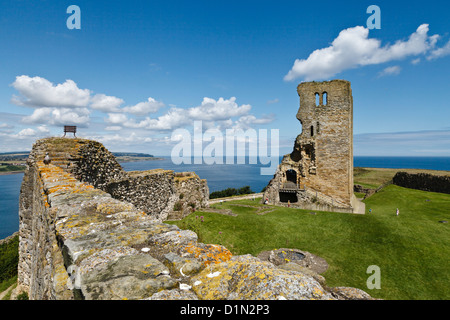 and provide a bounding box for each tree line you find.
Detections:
[209,186,254,199]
